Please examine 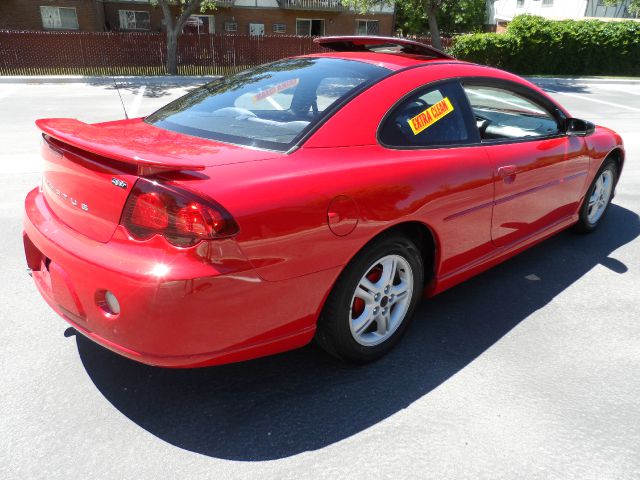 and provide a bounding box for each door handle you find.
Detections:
[497,165,517,184]
[497,165,517,177]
